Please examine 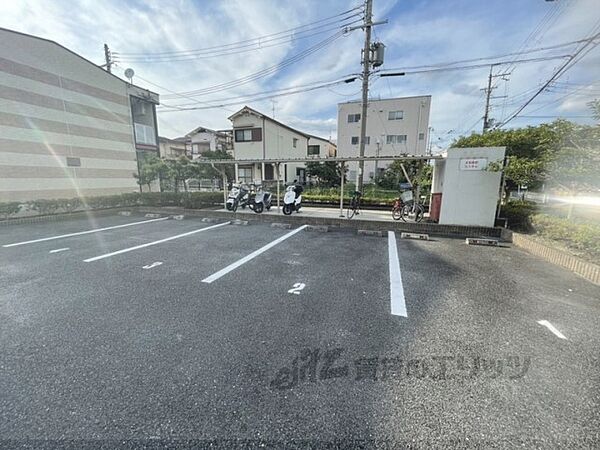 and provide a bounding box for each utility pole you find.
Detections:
[356,0,373,192]
[104,43,112,73]
[482,64,510,133]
